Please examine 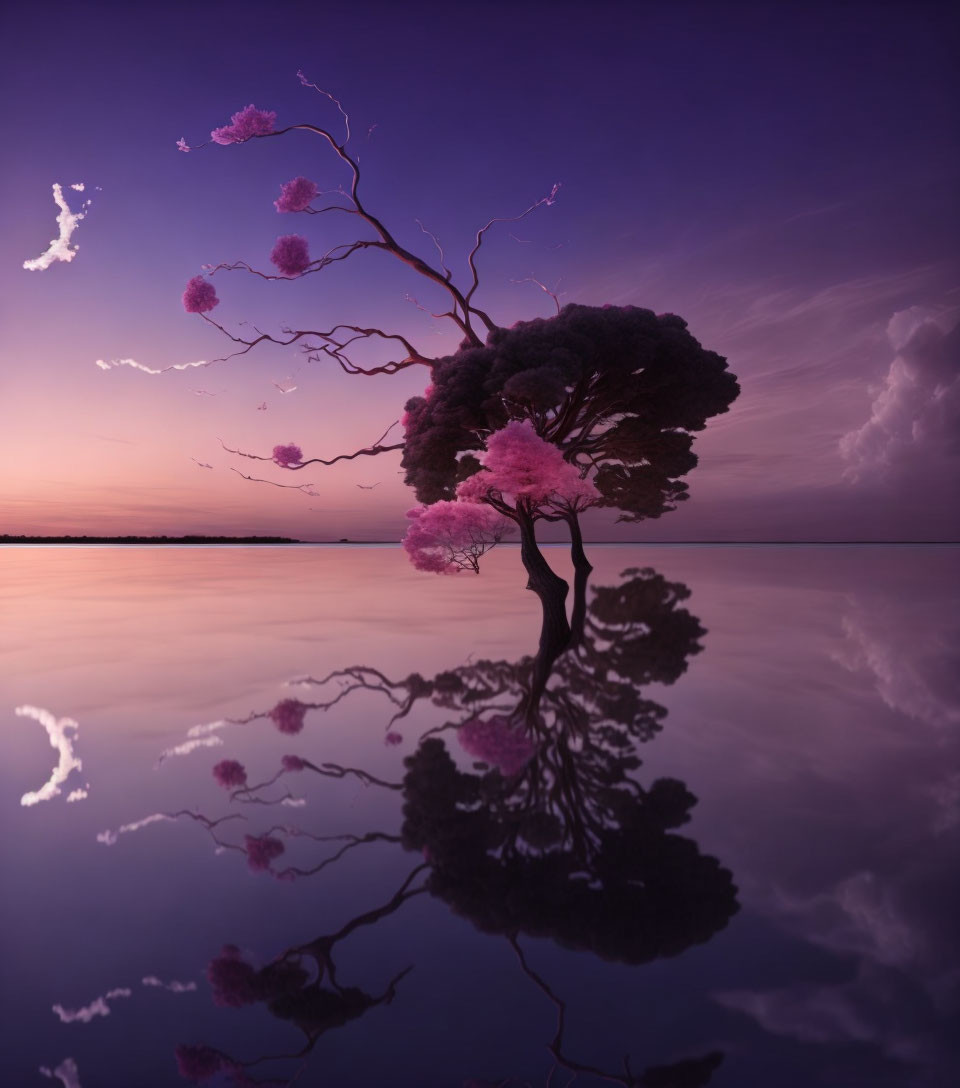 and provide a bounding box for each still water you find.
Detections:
[1,544,957,1087]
